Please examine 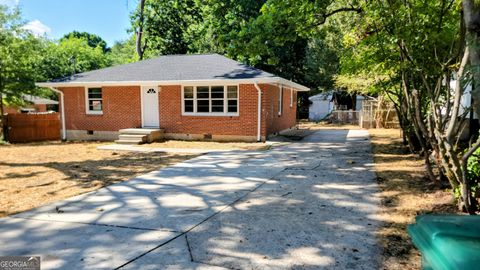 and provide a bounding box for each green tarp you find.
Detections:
[408,215,480,270]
